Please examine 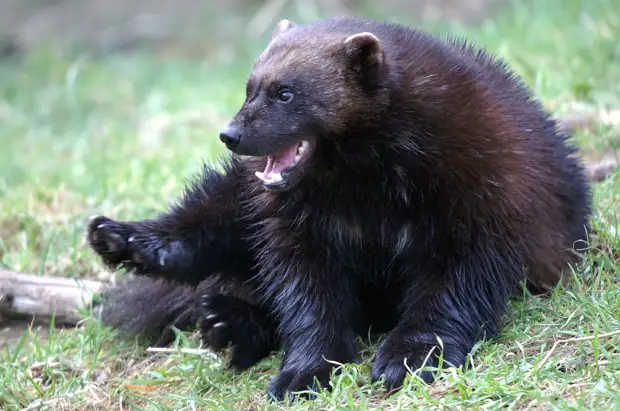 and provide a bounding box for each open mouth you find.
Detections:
[255,140,311,186]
